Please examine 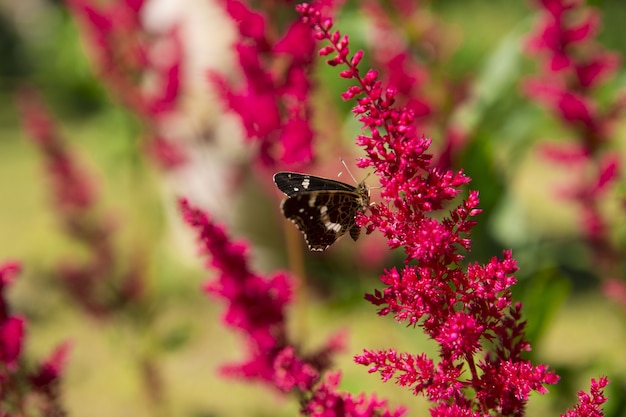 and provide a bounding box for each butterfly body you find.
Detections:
[273,172,370,251]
